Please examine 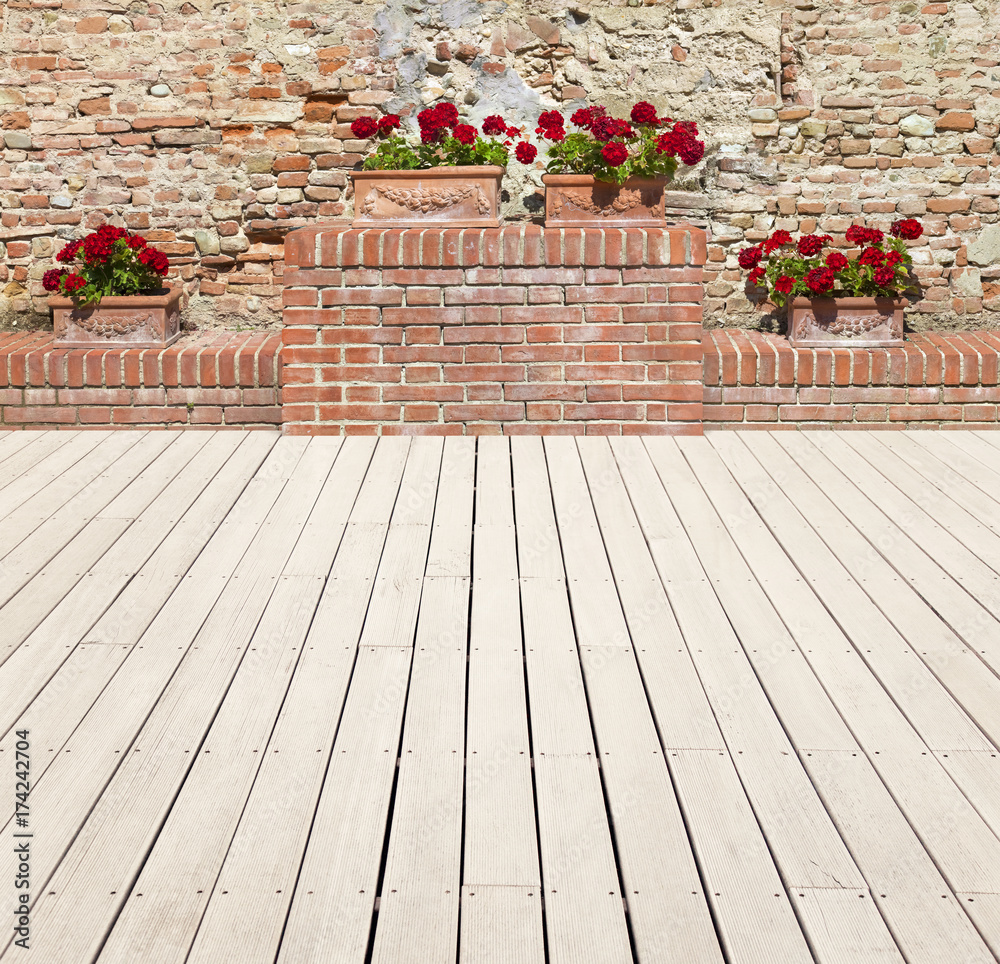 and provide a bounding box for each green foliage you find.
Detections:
[362,133,512,171]
[545,131,679,186]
